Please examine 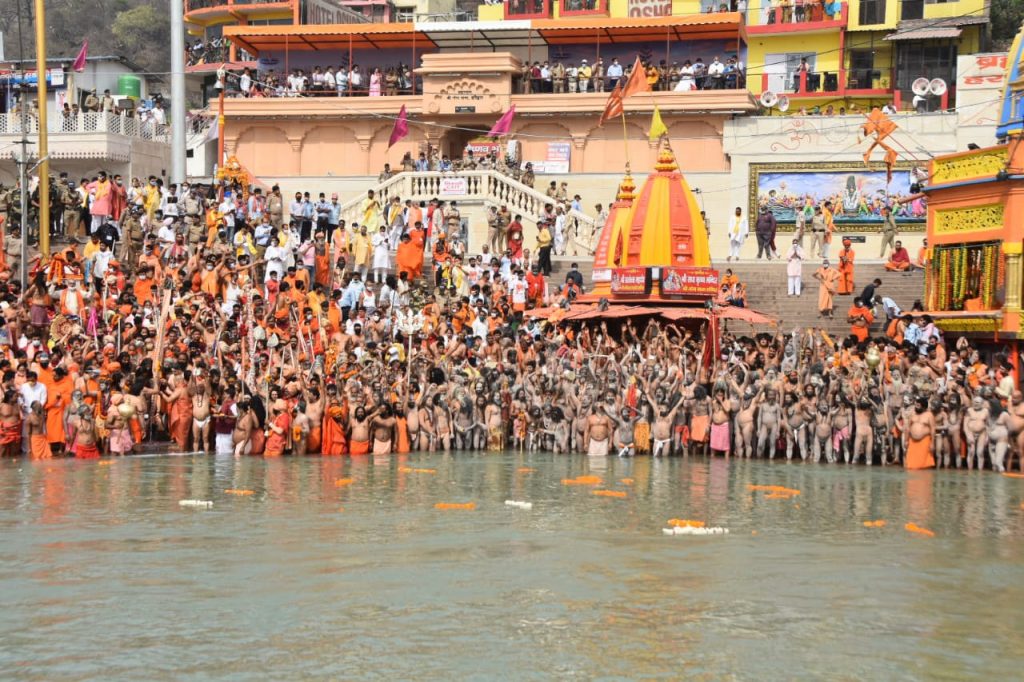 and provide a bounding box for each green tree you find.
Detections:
[992,0,1024,50]
[111,4,171,74]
